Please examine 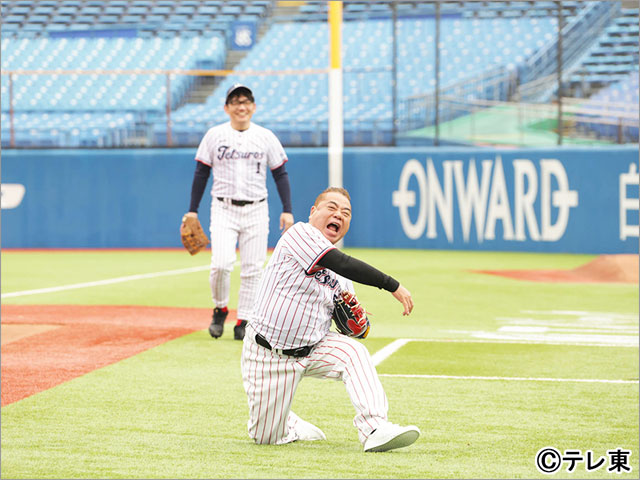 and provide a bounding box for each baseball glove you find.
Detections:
[332,290,370,339]
[180,214,209,255]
